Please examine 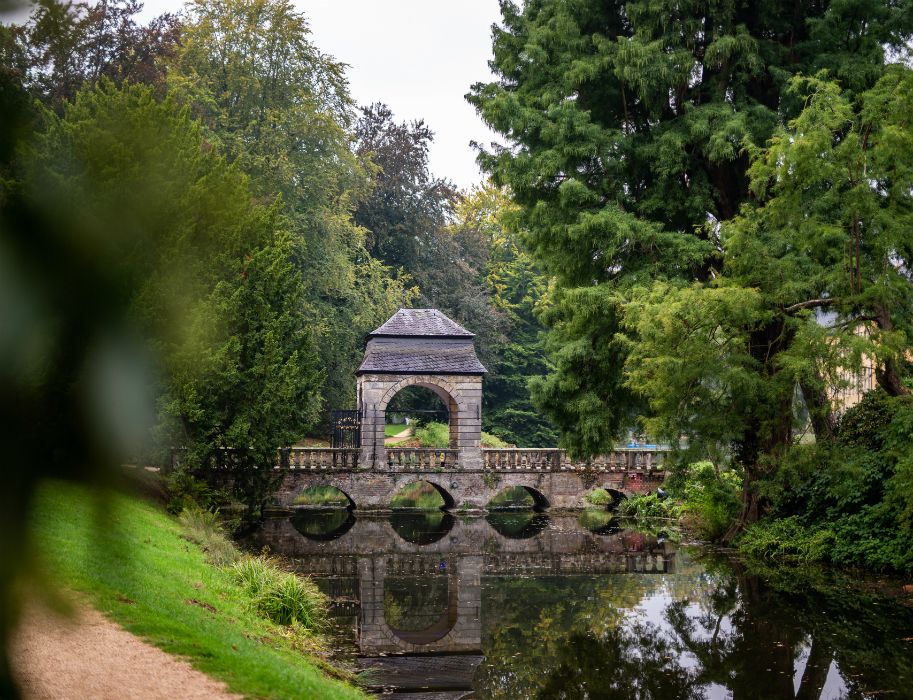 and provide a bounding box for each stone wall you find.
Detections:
[272,467,662,511]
